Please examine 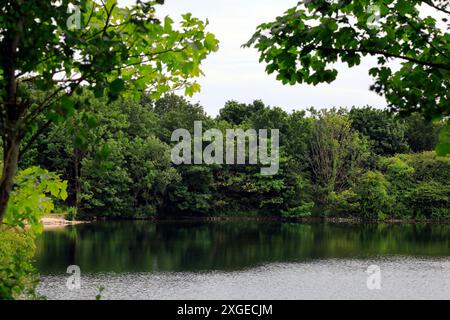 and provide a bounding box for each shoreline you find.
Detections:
[83,215,450,225]
[42,216,87,229]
